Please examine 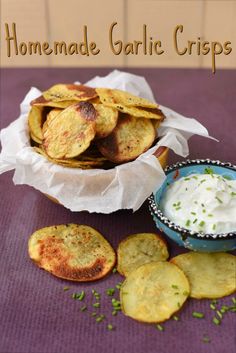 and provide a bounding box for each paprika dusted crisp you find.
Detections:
[28,224,116,282]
